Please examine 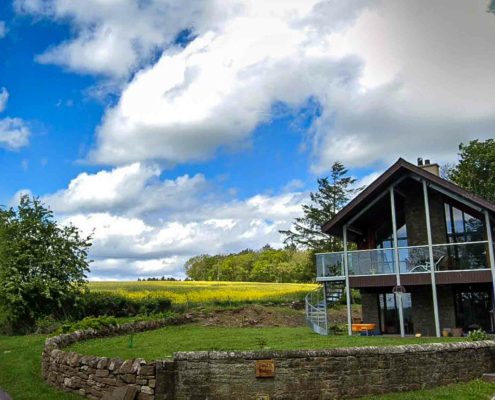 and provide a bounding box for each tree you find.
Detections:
[279,161,360,252]
[447,139,495,203]
[0,195,92,332]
